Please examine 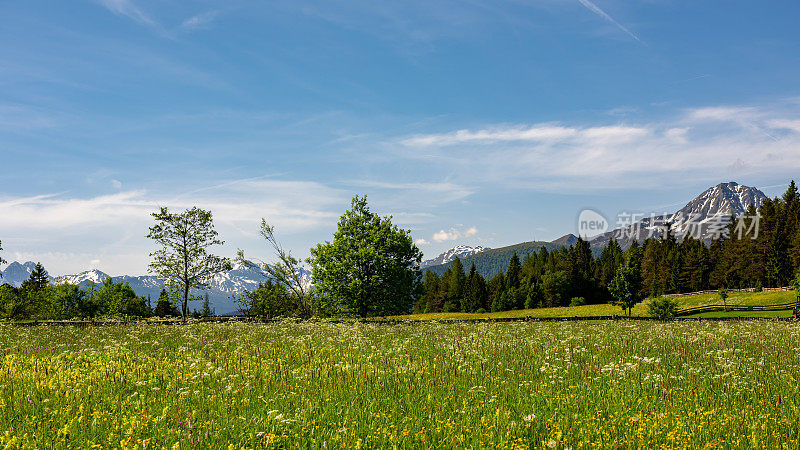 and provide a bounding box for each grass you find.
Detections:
[1,321,800,448]
[689,309,793,318]
[388,290,798,321]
